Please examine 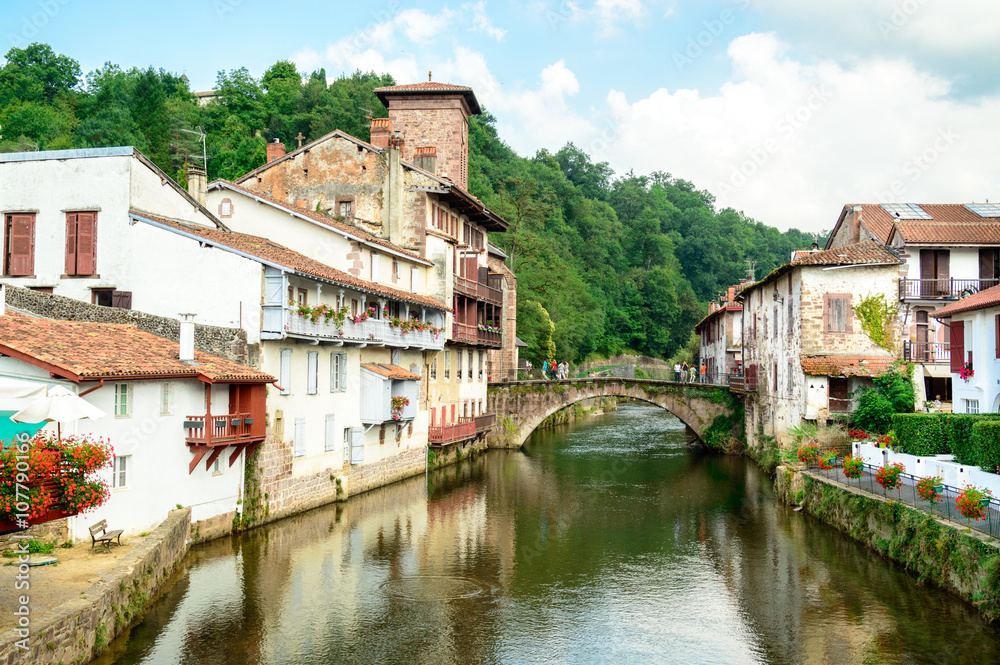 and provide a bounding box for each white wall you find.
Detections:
[950,306,1000,413]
